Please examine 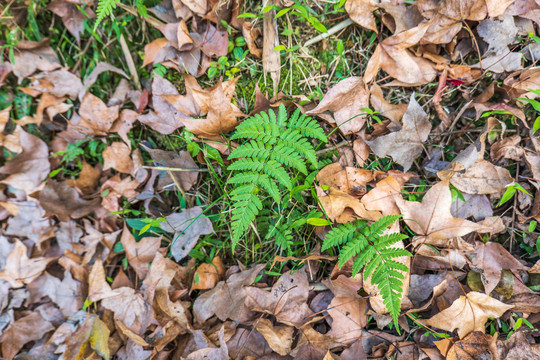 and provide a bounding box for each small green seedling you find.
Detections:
[498,182,532,207]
